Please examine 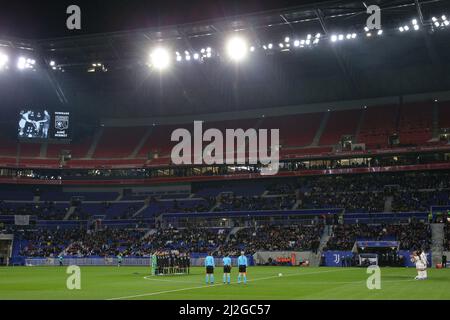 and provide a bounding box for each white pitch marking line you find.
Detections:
[106,268,353,300]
